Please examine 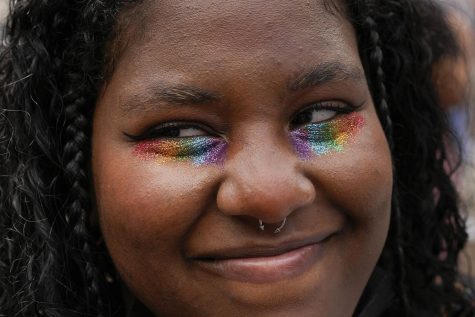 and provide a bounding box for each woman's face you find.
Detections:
[92,0,393,316]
